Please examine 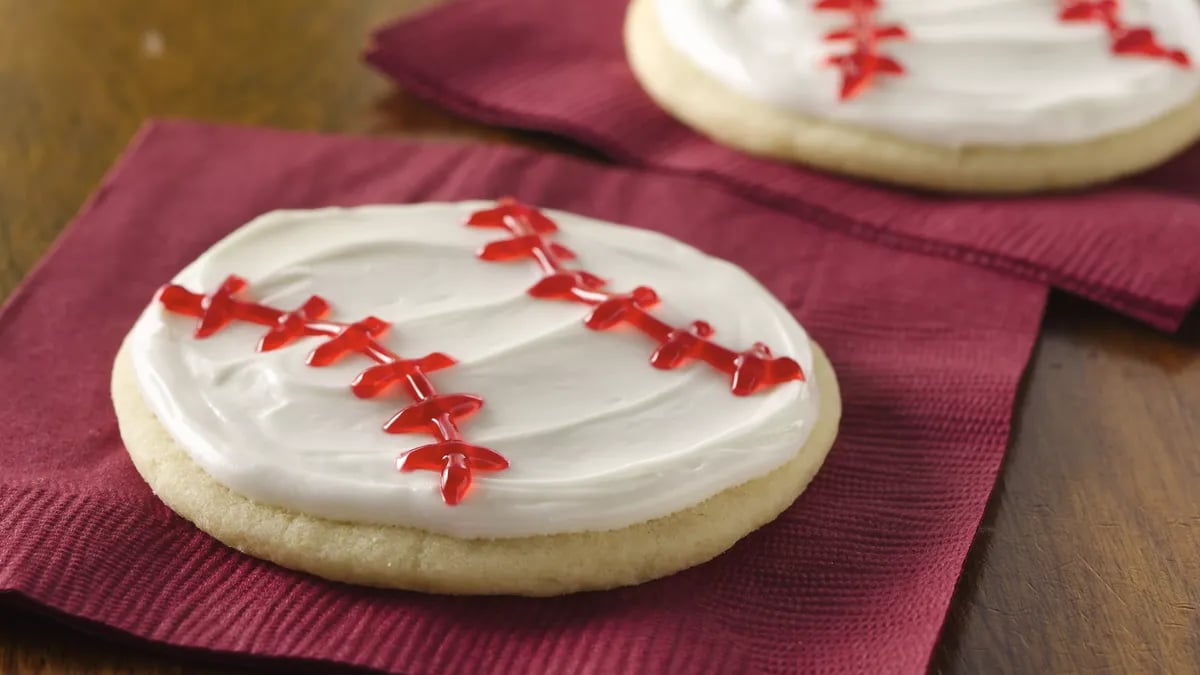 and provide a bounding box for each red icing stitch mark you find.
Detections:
[651,321,715,370]
[384,394,484,436]
[731,343,805,397]
[157,277,506,505]
[399,441,509,506]
[160,276,284,337]
[306,316,391,366]
[258,296,329,352]
[467,199,805,396]
[1059,1,1191,67]
[814,0,908,100]
[528,270,606,299]
[351,353,456,399]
